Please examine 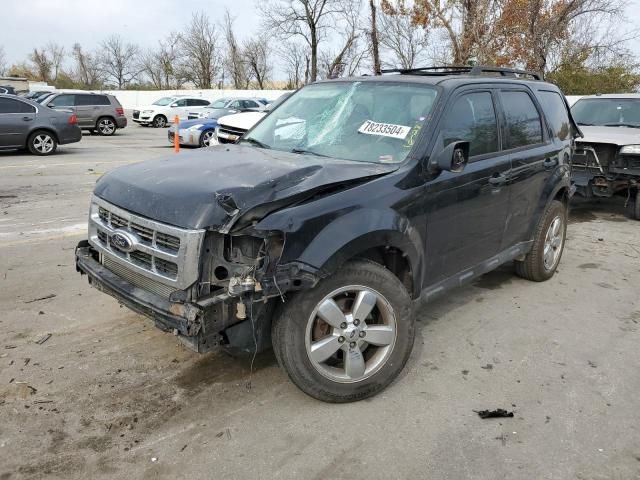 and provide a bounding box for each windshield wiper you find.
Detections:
[291,148,329,157]
[241,137,271,149]
[603,122,640,128]
[577,122,595,126]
